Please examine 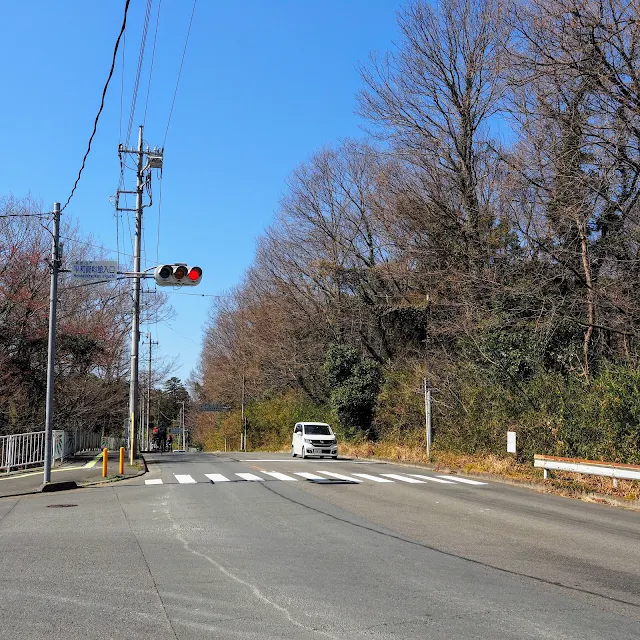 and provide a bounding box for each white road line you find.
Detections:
[381,474,425,483]
[174,474,197,484]
[262,472,298,481]
[205,473,231,482]
[294,472,325,480]
[437,475,487,485]
[236,473,264,481]
[408,474,455,484]
[145,479,163,485]
[351,473,394,483]
[317,471,362,482]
